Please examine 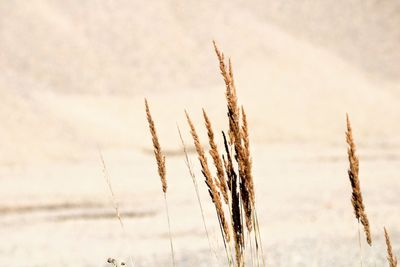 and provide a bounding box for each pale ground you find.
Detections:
[0,1,400,266]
